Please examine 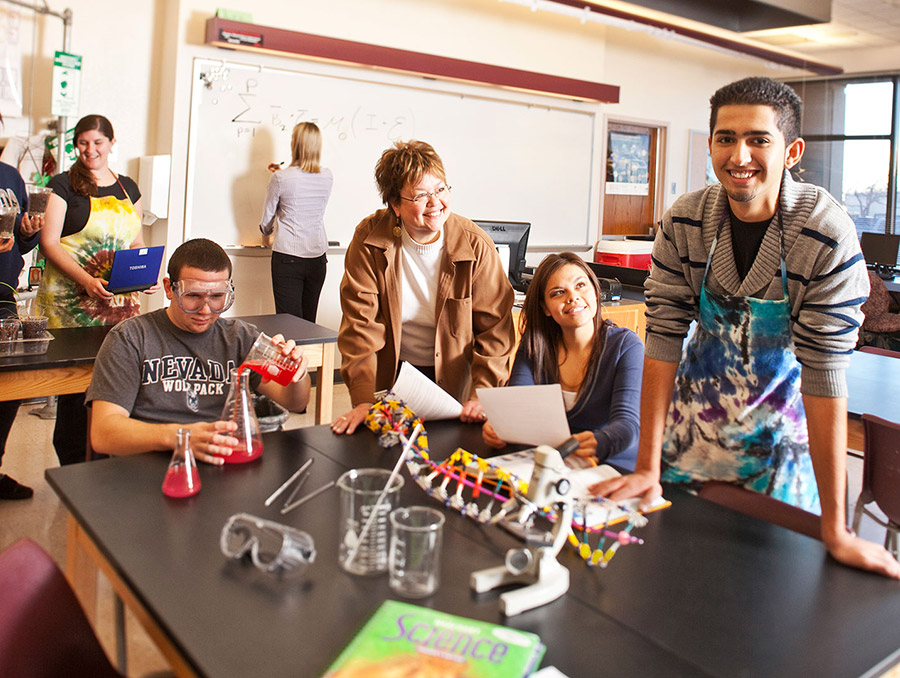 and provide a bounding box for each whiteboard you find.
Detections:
[185,57,599,249]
